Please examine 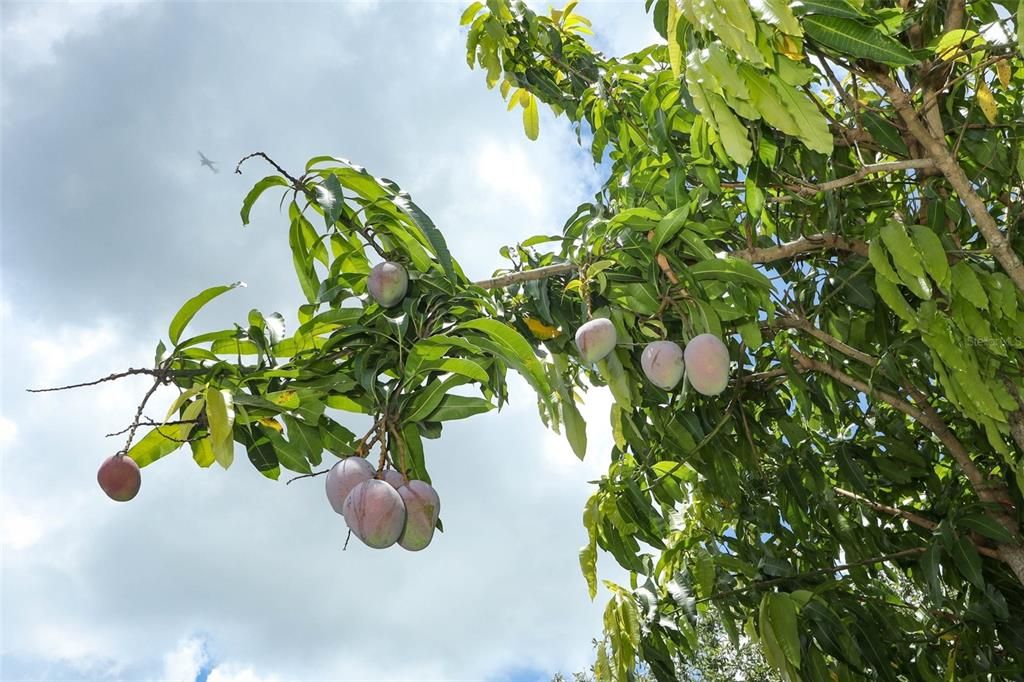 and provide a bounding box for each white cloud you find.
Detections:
[1,2,143,69]
[206,664,279,682]
[1,505,45,551]
[1,2,650,680]
[0,414,17,446]
[161,637,208,682]
[475,139,551,218]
